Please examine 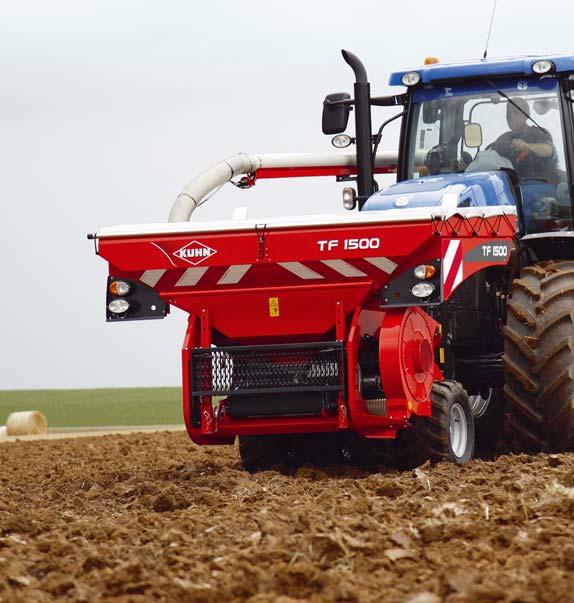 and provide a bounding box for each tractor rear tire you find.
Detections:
[503,261,574,451]
[396,380,475,469]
